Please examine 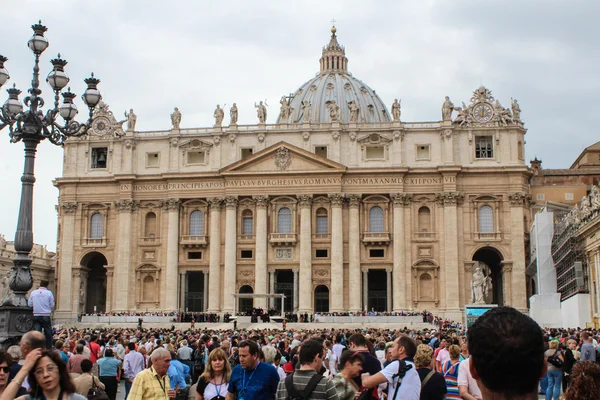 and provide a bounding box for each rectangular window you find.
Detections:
[565,193,574,201]
[536,193,545,201]
[242,217,253,235]
[315,249,328,258]
[416,145,430,160]
[146,152,160,168]
[188,251,202,260]
[316,216,328,234]
[475,136,494,159]
[187,151,205,165]
[369,249,385,258]
[91,147,108,169]
[366,146,384,160]
[241,148,254,160]
[315,146,328,159]
[240,250,253,259]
